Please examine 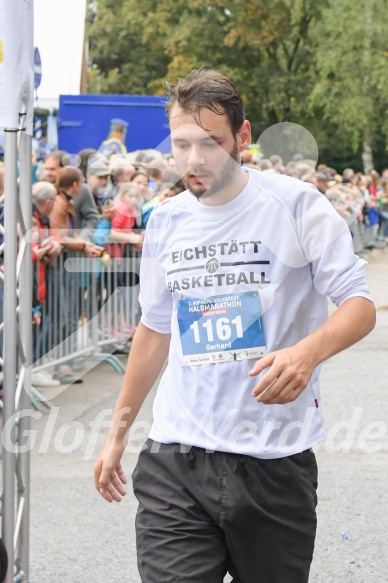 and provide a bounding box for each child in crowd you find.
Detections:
[109,182,145,250]
[107,183,145,334]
